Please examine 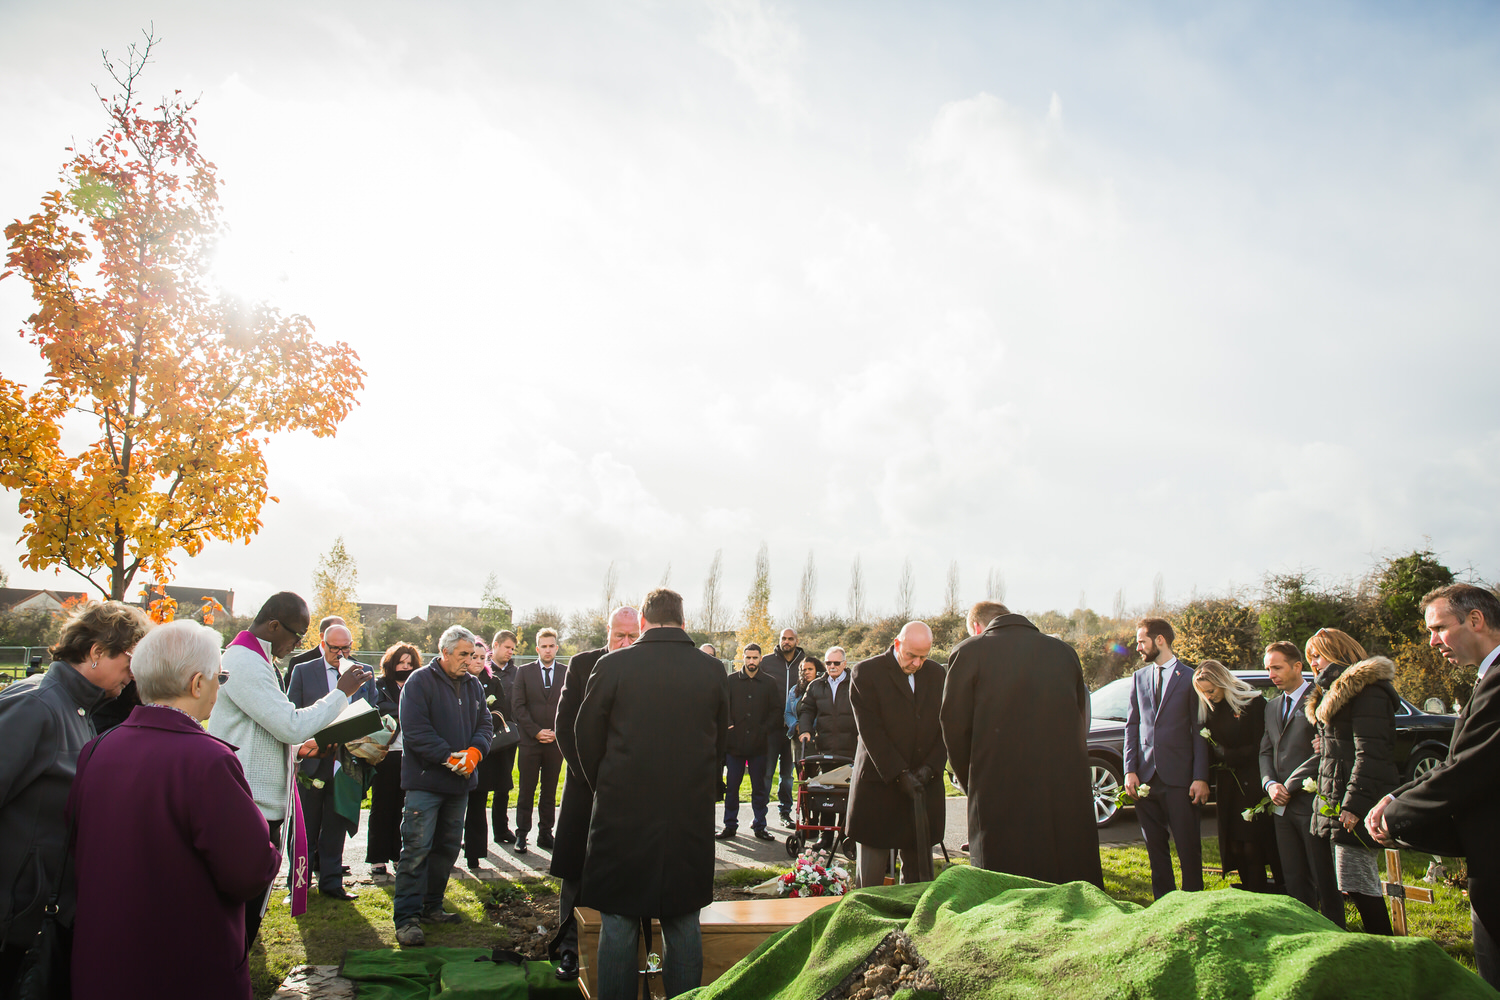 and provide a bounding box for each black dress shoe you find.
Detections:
[515,837,528,854]
[556,952,580,980]
[753,828,776,841]
[467,858,483,872]
[497,829,516,844]
[715,827,737,840]
[321,886,358,901]
[537,832,555,849]
[341,865,352,876]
